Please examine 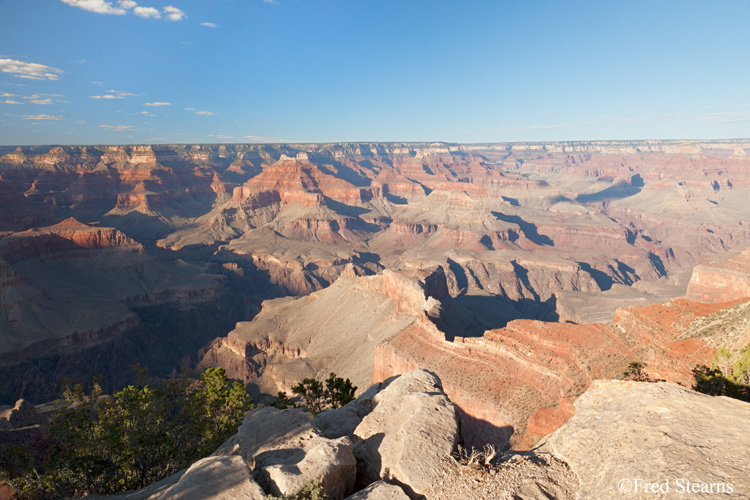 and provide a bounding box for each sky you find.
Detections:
[1,0,749,145]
